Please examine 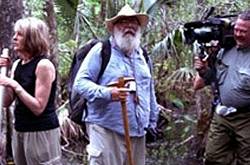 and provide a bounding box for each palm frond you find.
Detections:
[151,28,184,59]
[74,7,98,41]
[166,67,194,84]
[146,0,176,15]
